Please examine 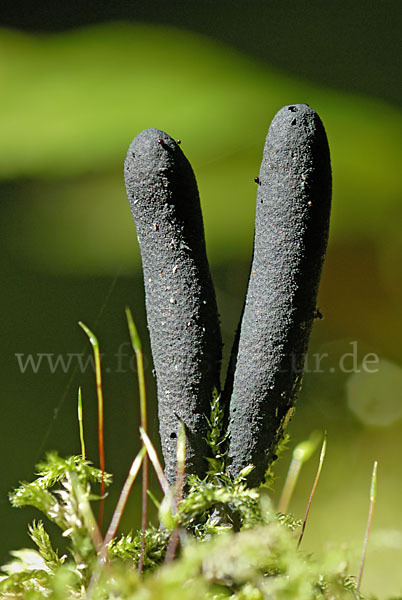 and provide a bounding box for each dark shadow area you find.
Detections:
[1,1,401,107]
